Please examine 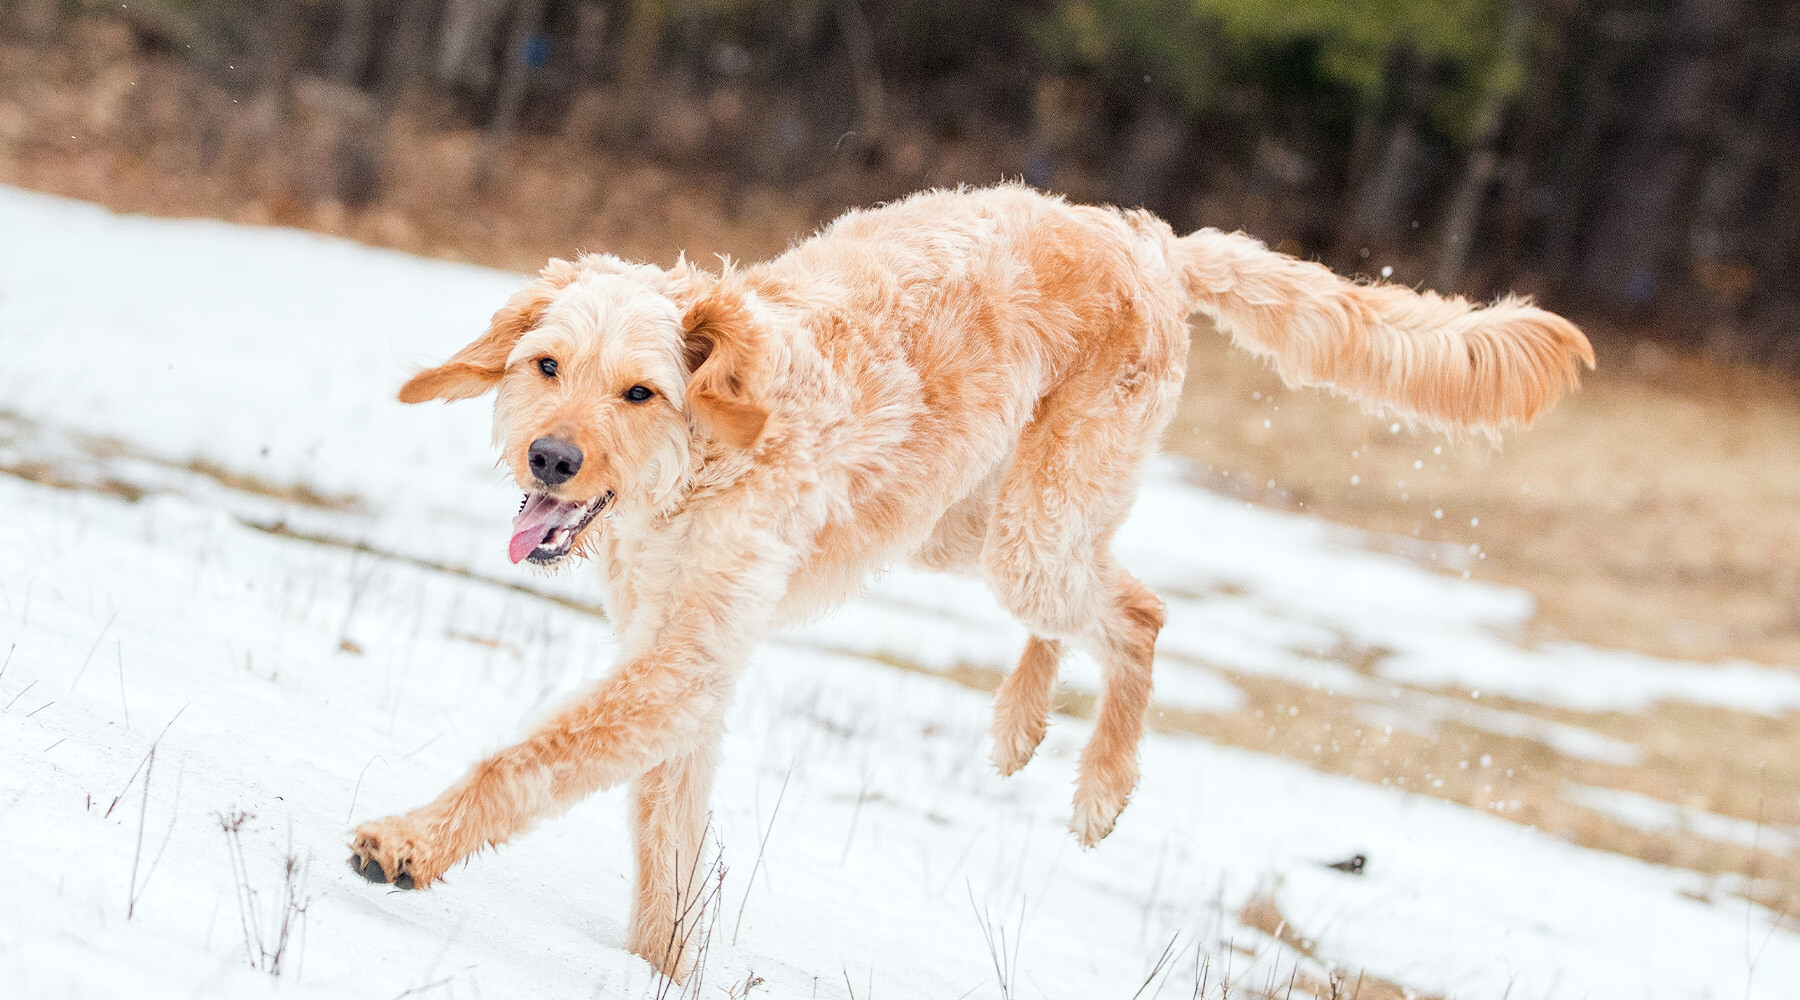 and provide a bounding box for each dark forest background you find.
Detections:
[5,0,1798,366]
